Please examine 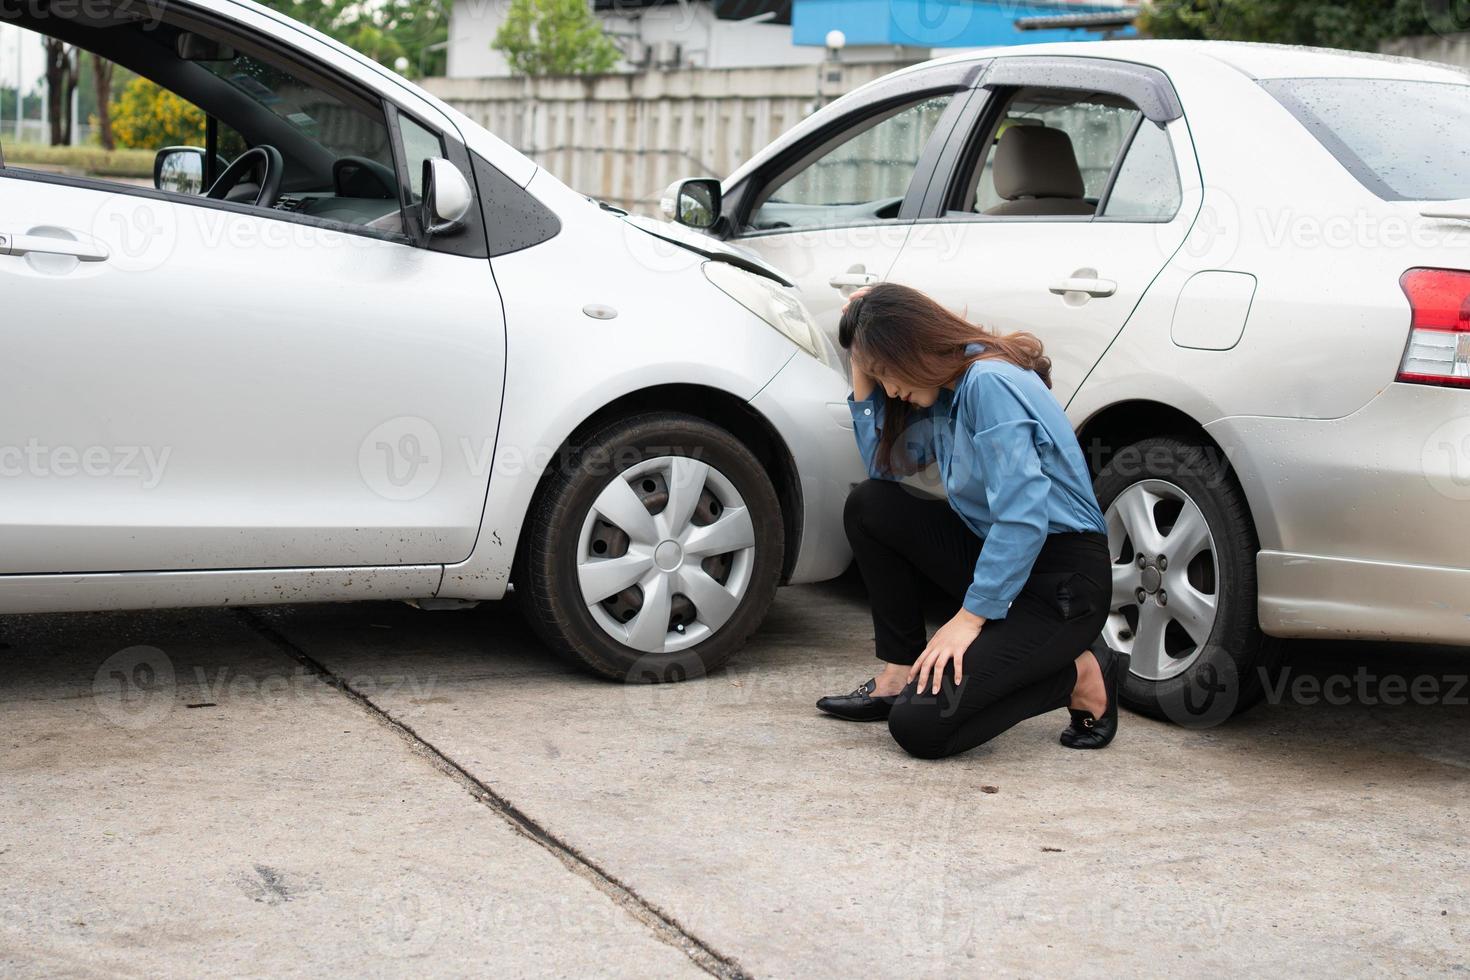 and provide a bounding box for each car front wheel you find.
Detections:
[1093,436,1279,726]
[520,412,783,681]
